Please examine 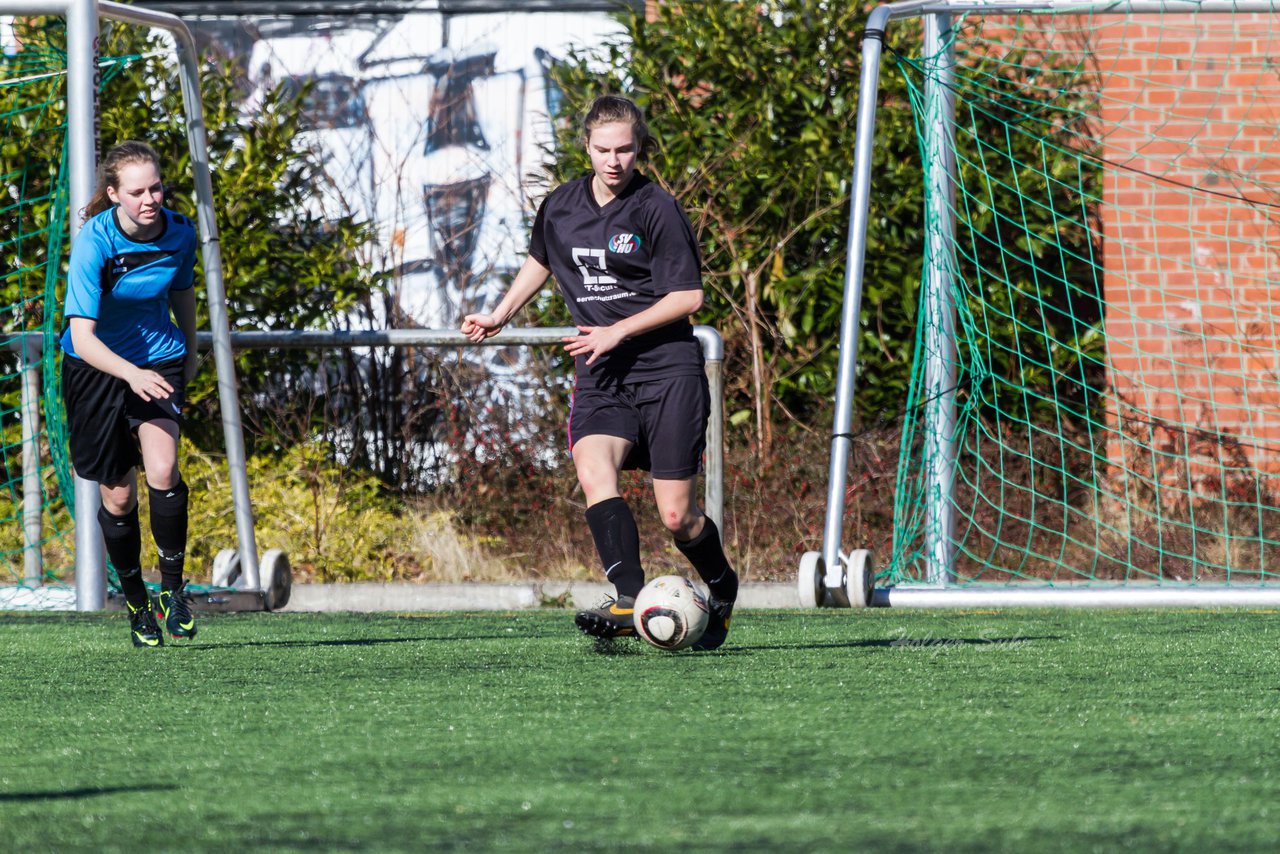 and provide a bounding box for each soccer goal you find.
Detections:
[805,0,1280,607]
[0,0,287,610]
